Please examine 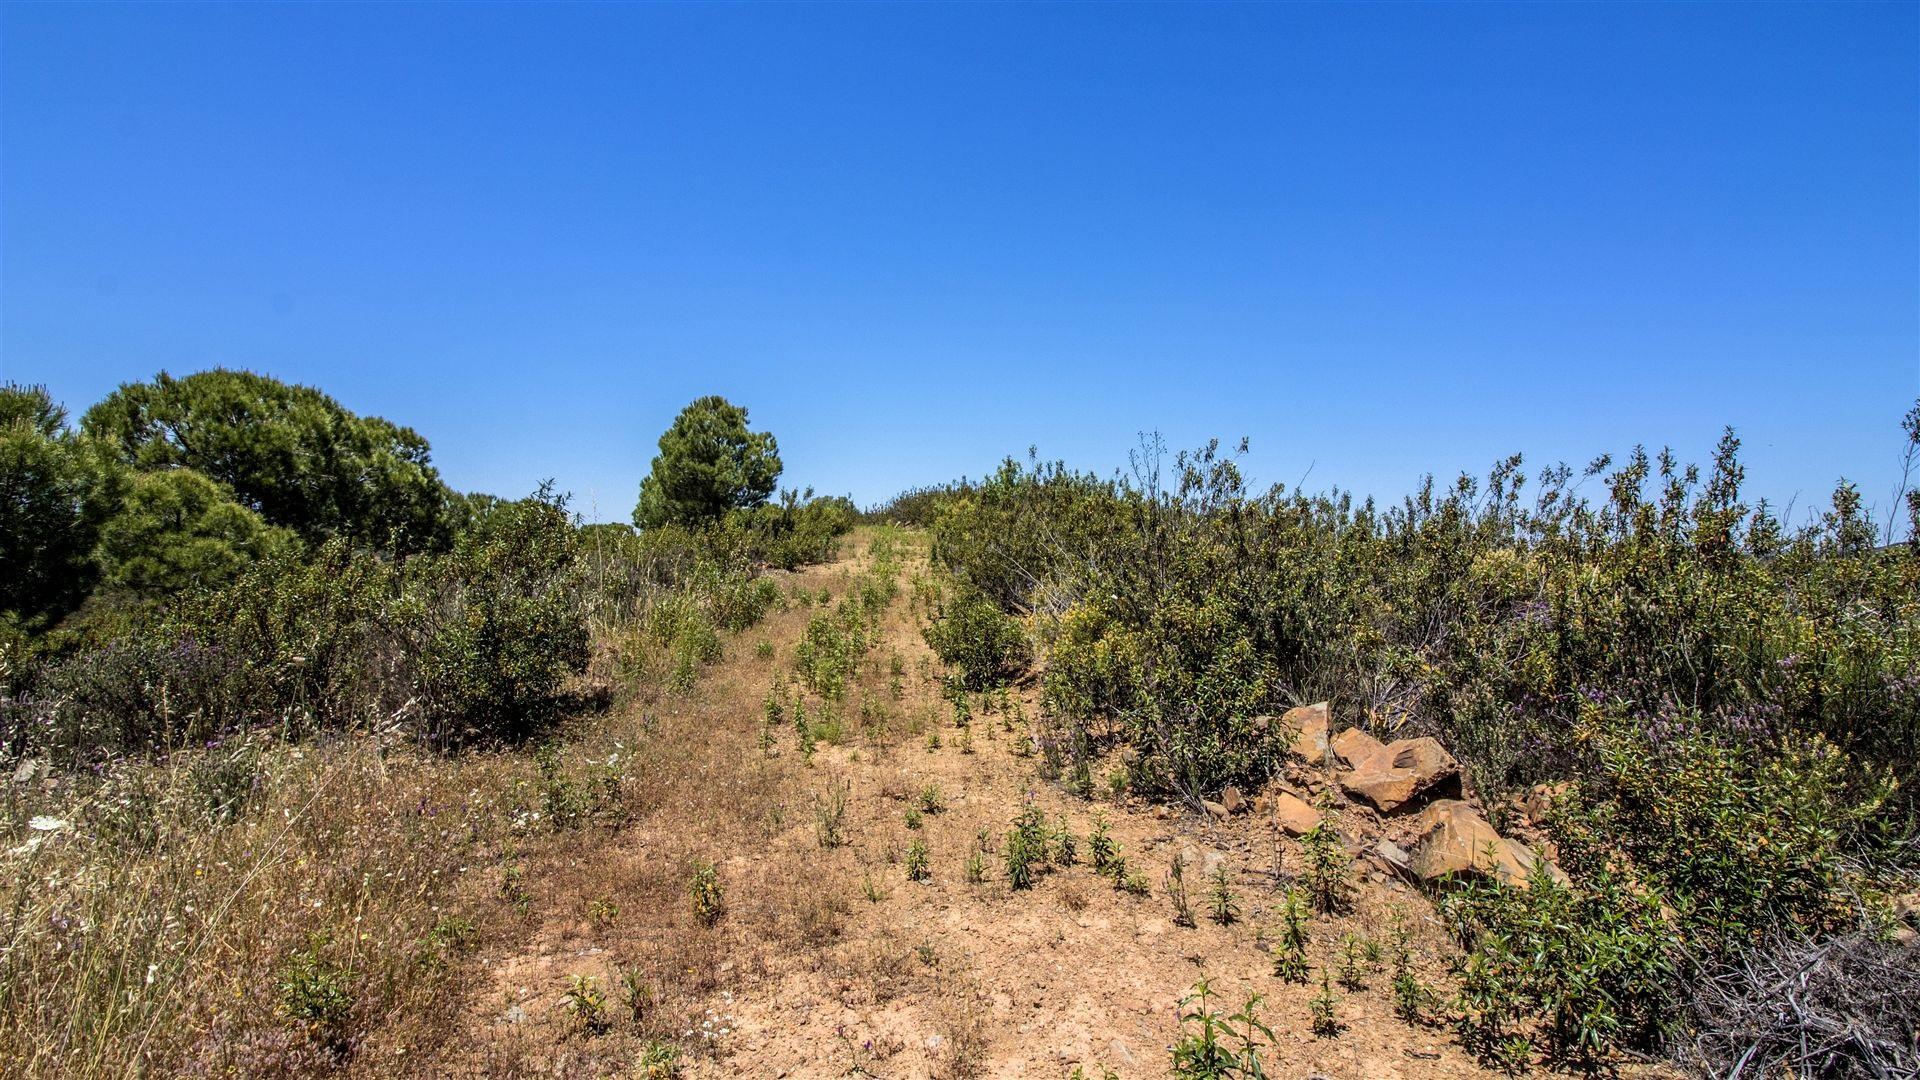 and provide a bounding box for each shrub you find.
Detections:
[398,486,590,744]
[922,581,1027,691]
